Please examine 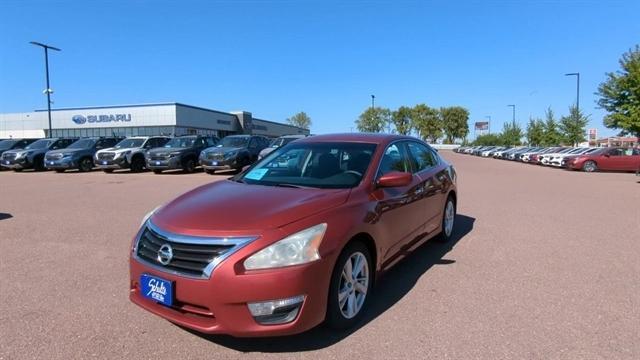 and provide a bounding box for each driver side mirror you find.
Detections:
[377,171,412,188]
